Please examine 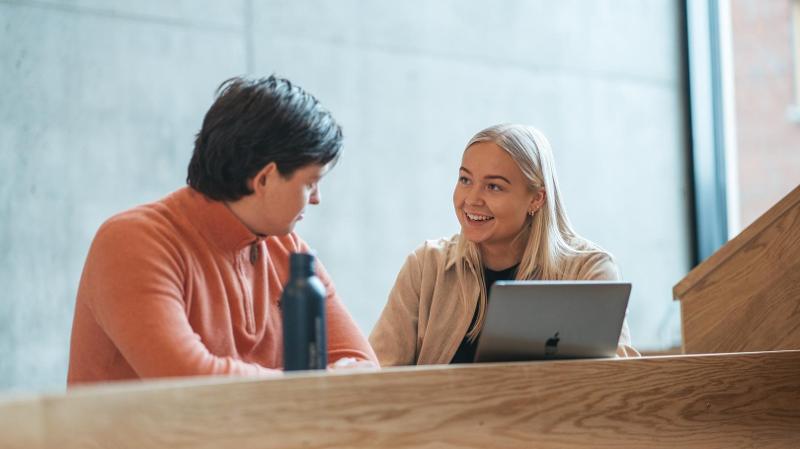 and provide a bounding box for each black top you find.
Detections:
[450,264,519,364]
